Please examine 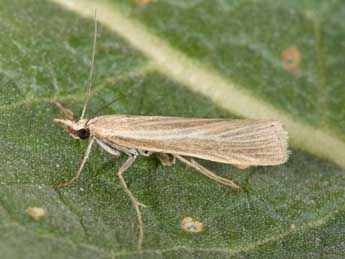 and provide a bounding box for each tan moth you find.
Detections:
[53,13,289,253]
